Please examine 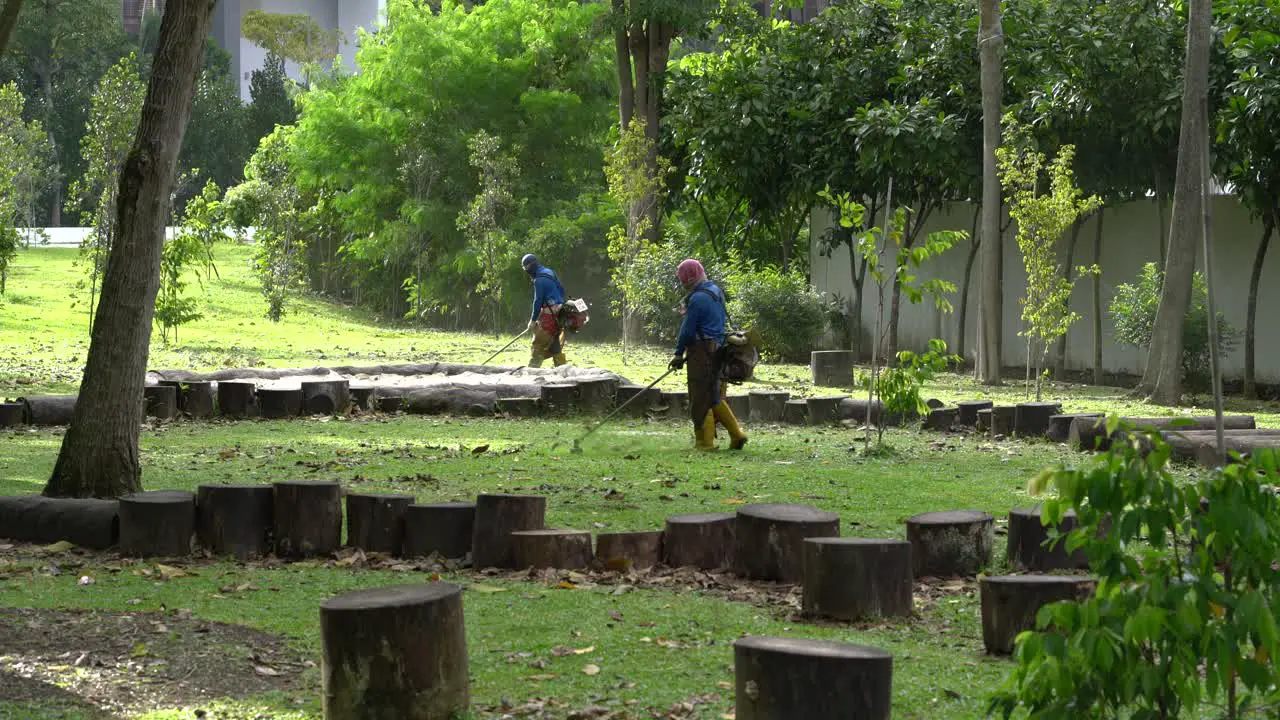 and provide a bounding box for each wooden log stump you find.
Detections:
[0,496,118,549]
[1158,428,1280,461]
[302,379,350,415]
[576,378,617,414]
[496,397,541,418]
[1048,413,1101,443]
[346,493,414,554]
[401,502,475,559]
[1015,402,1063,437]
[749,390,790,423]
[511,529,593,570]
[21,395,77,425]
[982,406,1016,435]
[726,394,751,421]
[802,538,912,620]
[980,575,1096,654]
[320,583,469,720]
[182,381,215,419]
[159,380,185,411]
[471,494,546,569]
[349,387,375,411]
[258,388,303,419]
[1196,435,1280,467]
[806,396,847,426]
[0,402,22,427]
[1007,507,1088,571]
[810,350,855,388]
[957,400,994,427]
[734,636,892,720]
[143,385,178,420]
[196,484,273,559]
[376,395,403,413]
[596,530,663,571]
[1071,415,1258,452]
[663,512,735,570]
[217,381,257,419]
[119,491,195,557]
[838,397,896,426]
[976,408,992,432]
[906,510,993,577]
[273,480,342,558]
[539,383,578,416]
[736,503,840,582]
[783,399,808,425]
[660,390,690,419]
[925,407,958,431]
[615,384,660,417]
